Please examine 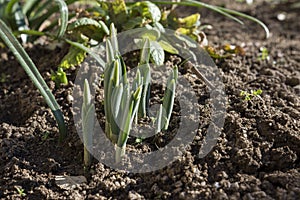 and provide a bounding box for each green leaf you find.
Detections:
[158,40,178,54]
[51,67,68,86]
[23,0,40,16]
[123,17,144,30]
[112,0,127,15]
[17,29,45,36]
[109,23,119,56]
[111,84,124,119]
[133,1,161,23]
[68,17,108,41]
[253,89,262,96]
[117,86,142,147]
[29,0,76,36]
[138,63,151,118]
[68,17,102,30]
[141,28,160,41]
[140,38,150,64]
[59,45,86,69]
[82,79,95,168]
[98,20,110,35]
[162,79,175,130]
[150,41,164,66]
[4,0,19,16]
[162,66,178,130]
[178,13,200,28]
[176,27,193,35]
[106,39,114,64]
